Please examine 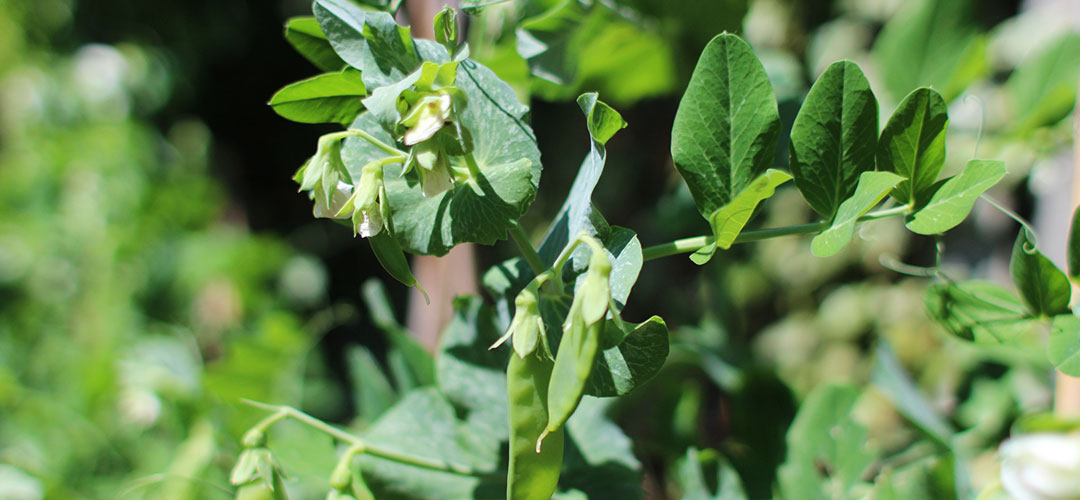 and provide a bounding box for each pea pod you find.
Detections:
[368,232,428,301]
[540,317,602,447]
[507,351,564,500]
